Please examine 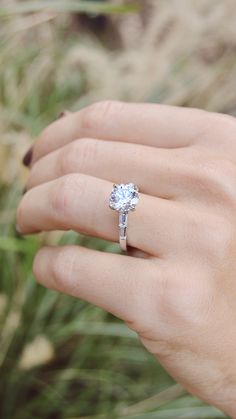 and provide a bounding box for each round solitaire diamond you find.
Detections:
[109,183,139,212]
